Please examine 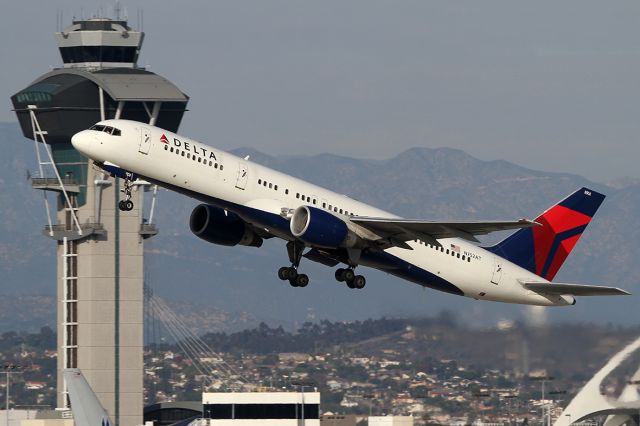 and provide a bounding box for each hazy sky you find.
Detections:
[2,1,639,182]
